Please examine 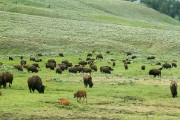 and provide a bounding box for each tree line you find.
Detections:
[140,0,180,21]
